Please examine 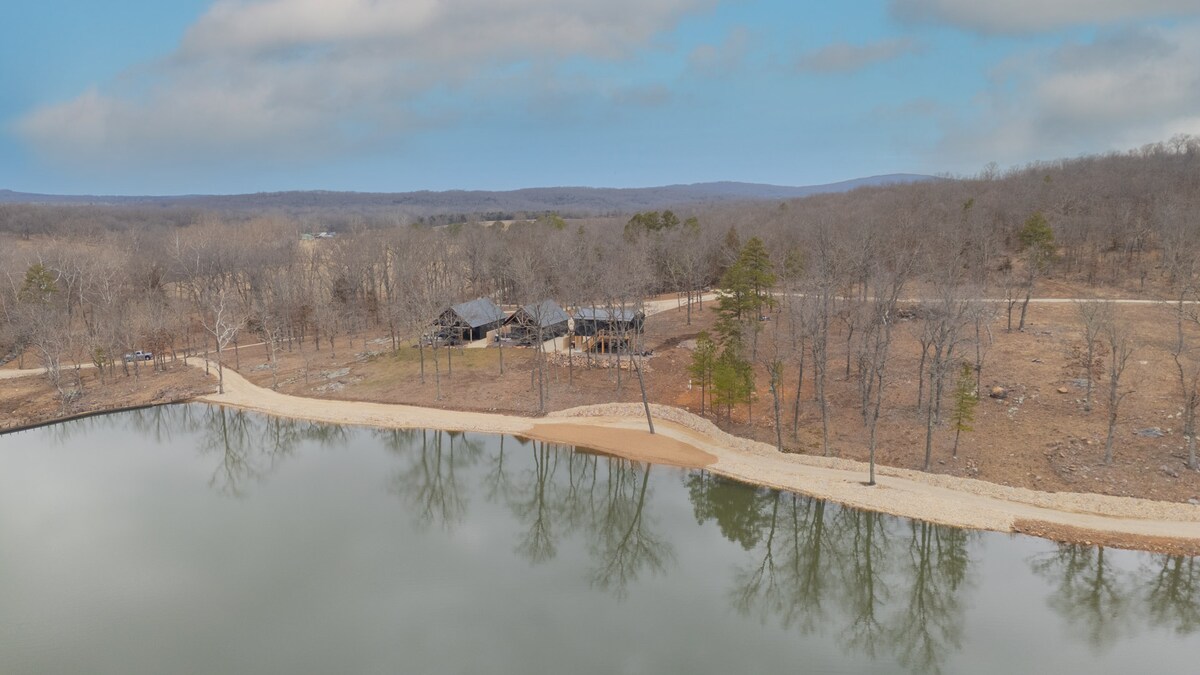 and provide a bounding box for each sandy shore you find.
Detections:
[194,364,1200,554]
